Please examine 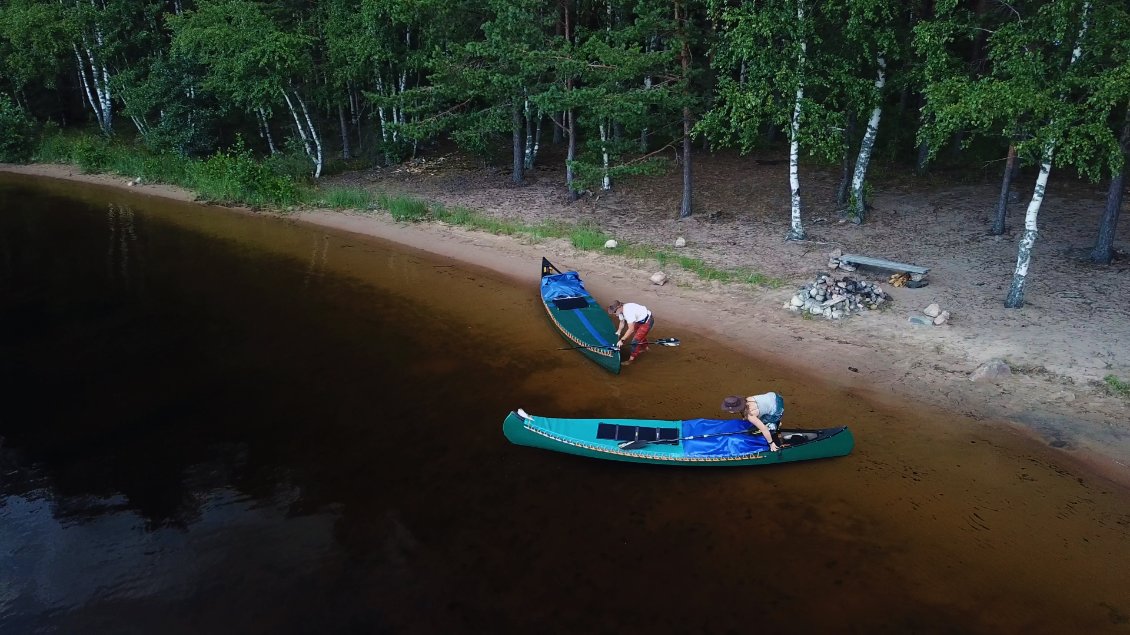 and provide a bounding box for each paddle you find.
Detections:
[556,337,680,351]
[618,426,775,451]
